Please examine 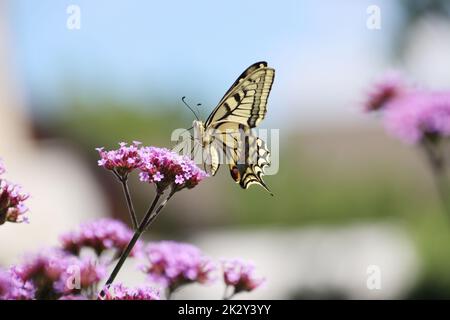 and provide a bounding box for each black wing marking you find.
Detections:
[231,130,272,195]
[206,124,272,194]
[217,61,268,104]
[205,61,275,129]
